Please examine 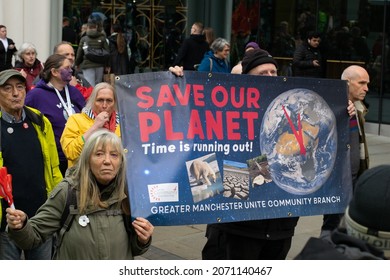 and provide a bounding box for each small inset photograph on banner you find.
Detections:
[186,153,222,203]
[222,160,250,200]
[247,155,273,188]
